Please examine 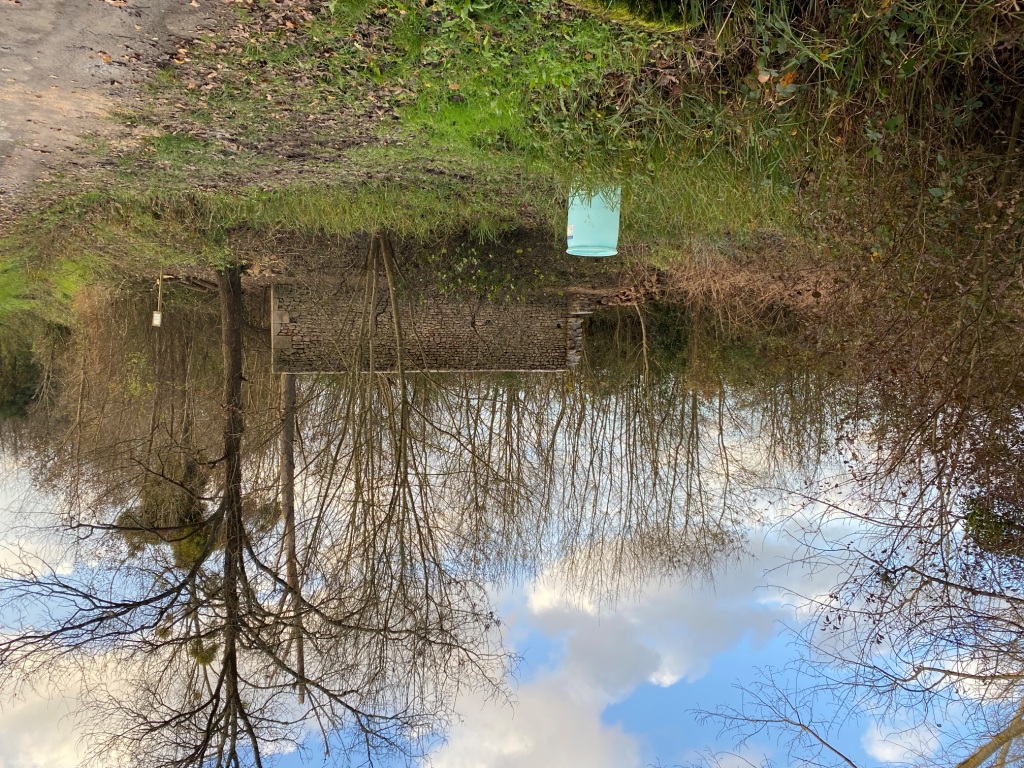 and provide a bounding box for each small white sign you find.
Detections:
[152,311,162,327]
[566,224,574,239]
